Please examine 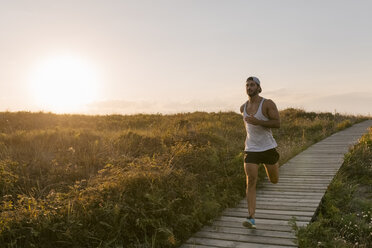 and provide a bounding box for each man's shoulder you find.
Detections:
[263,98,276,106]
[262,98,278,113]
[240,102,247,113]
